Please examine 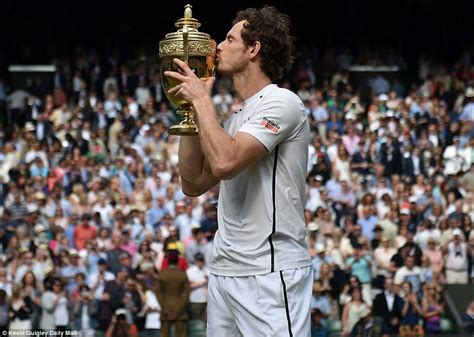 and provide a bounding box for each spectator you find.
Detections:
[186,253,208,322]
[155,251,189,337]
[136,279,161,337]
[443,228,470,284]
[463,300,474,335]
[346,244,373,306]
[373,277,403,335]
[311,308,329,337]
[421,282,444,334]
[105,308,139,337]
[0,290,8,333]
[311,281,332,320]
[394,255,424,296]
[400,281,423,337]
[8,283,33,331]
[341,287,369,336]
